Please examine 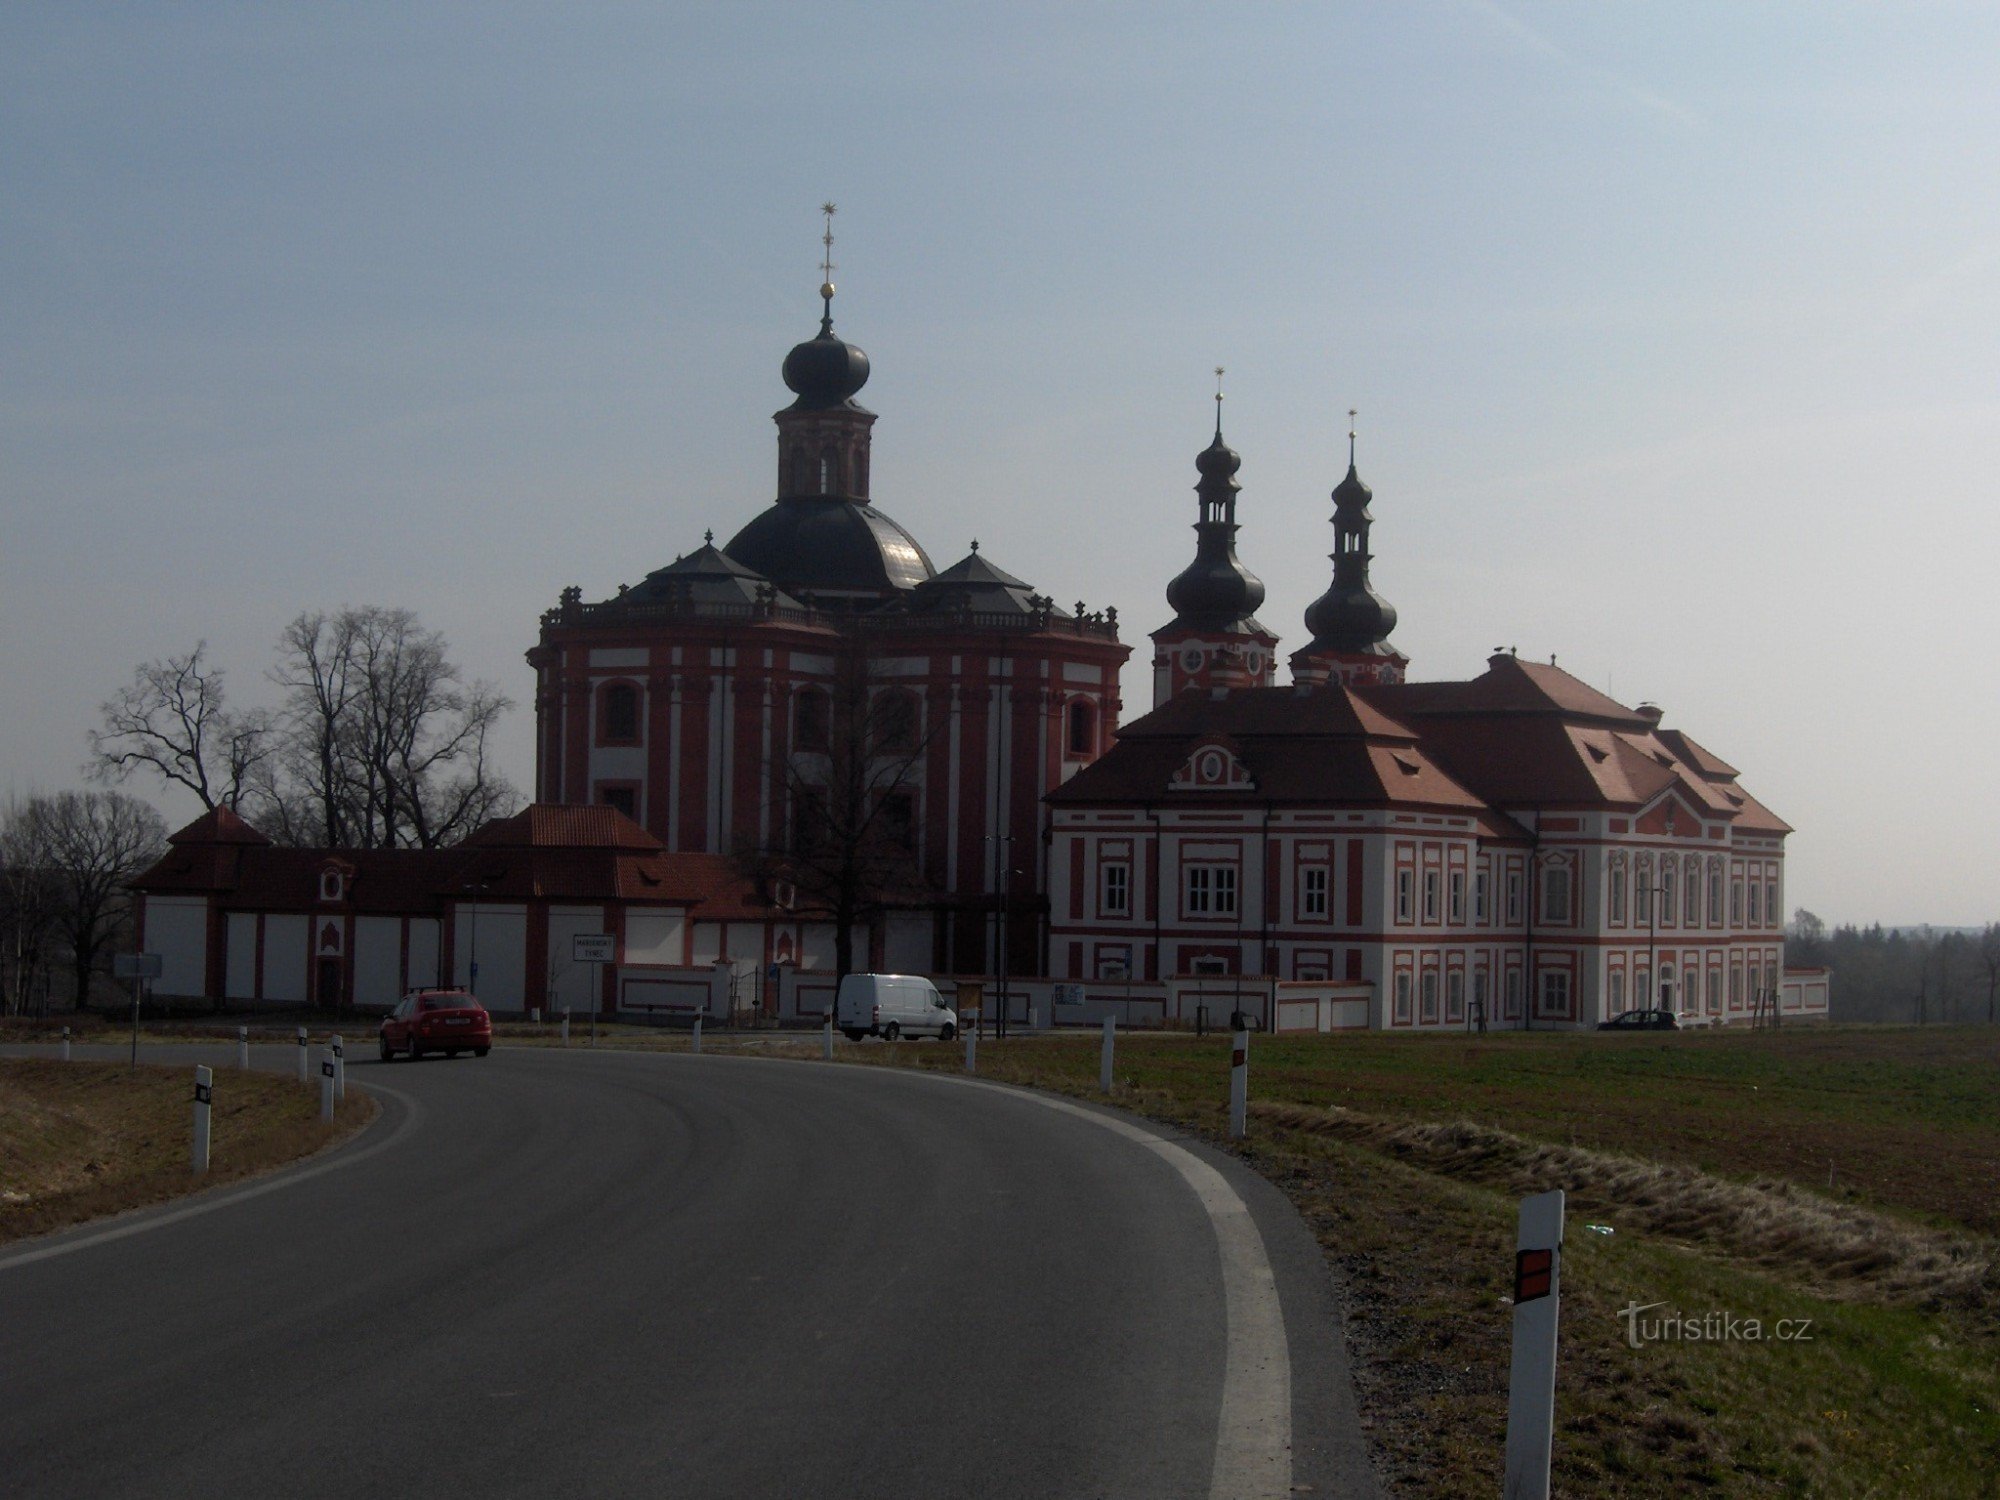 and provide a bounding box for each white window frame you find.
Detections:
[1185,864,1238,917]
[1447,871,1465,925]
[1395,868,1414,923]
[1300,865,1329,919]
[1100,862,1130,917]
